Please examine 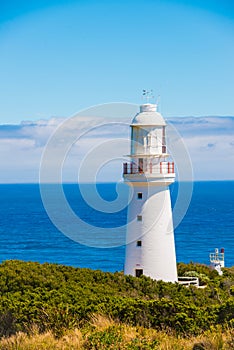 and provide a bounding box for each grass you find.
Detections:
[0,315,234,350]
